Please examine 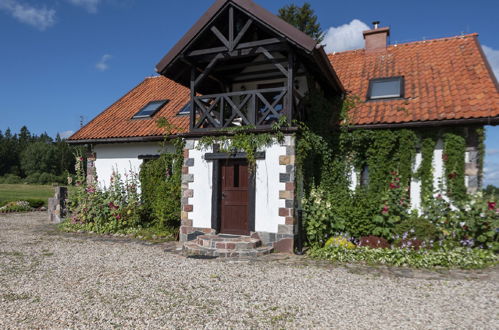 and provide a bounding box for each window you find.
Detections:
[367,76,404,100]
[178,102,190,116]
[360,165,369,187]
[132,100,169,119]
